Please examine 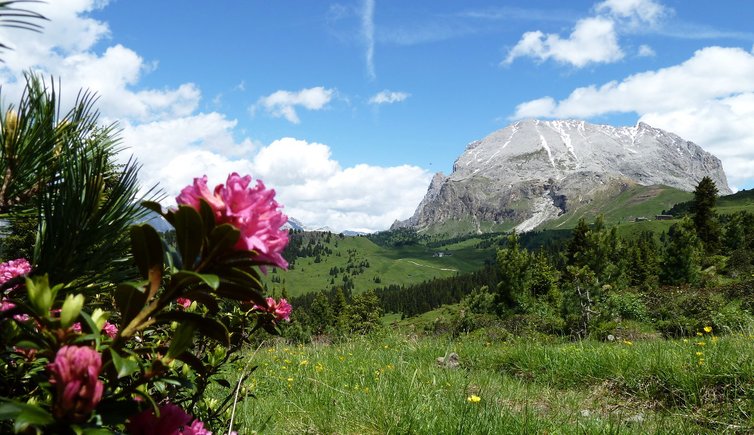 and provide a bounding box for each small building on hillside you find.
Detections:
[655,214,674,220]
